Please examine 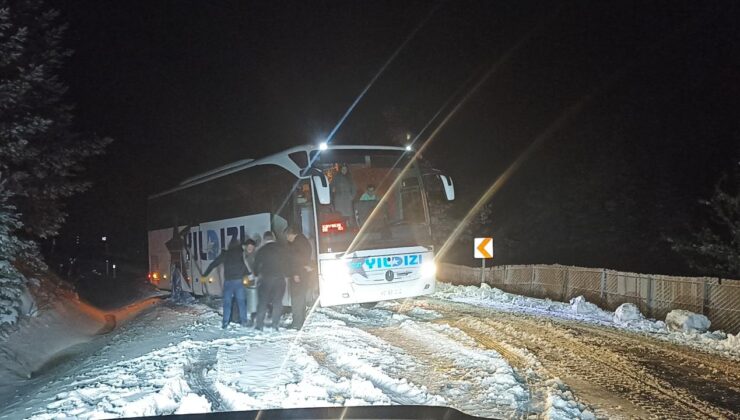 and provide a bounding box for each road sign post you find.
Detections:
[474,237,493,286]
[481,258,485,285]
